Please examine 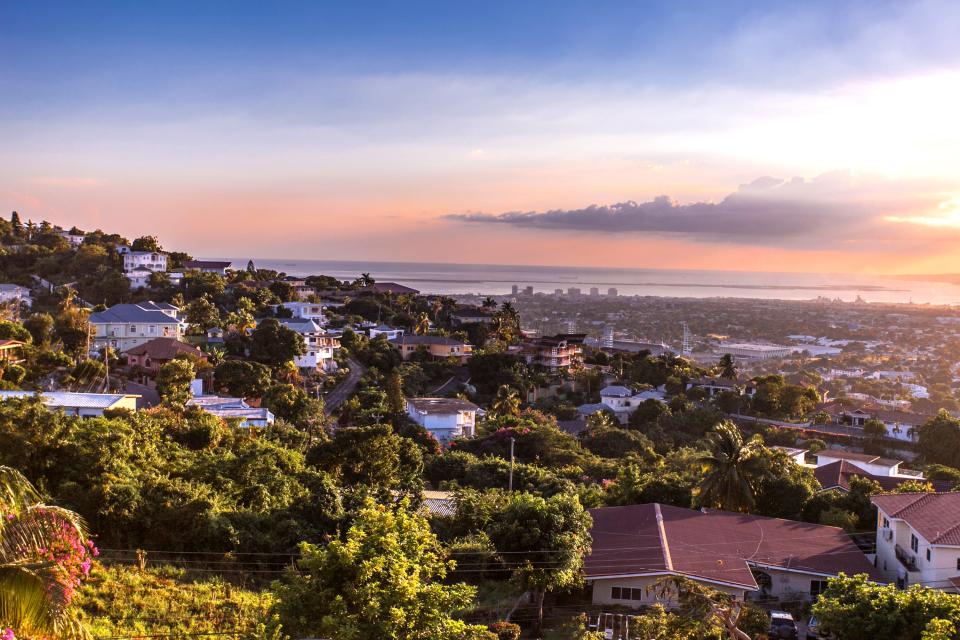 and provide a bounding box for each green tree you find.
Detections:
[23,313,54,347]
[385,369,406,419]
[485,493,592,633]
[214,360,272,398]
[130,235,162,252]
[273,499,491,640]
[0,466,94,639]
[249,319,305,368]
[0,321,31,343]
[156,359,195,407]
[184,296,221,335]
[263,384,324,429]
[697,422,765,512]
[917,411,960,467]
[812,573,960,640]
